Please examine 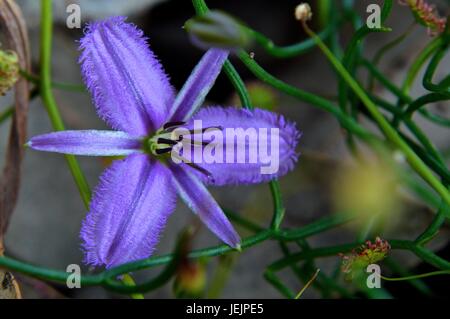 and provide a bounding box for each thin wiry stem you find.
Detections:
[40,0,91,208]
